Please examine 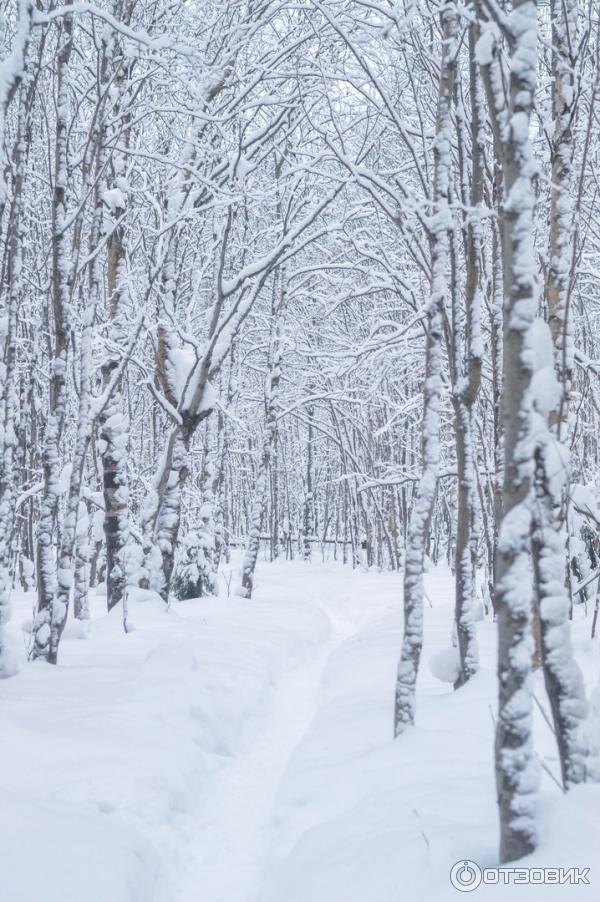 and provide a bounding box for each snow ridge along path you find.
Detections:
[172,597,361,902]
